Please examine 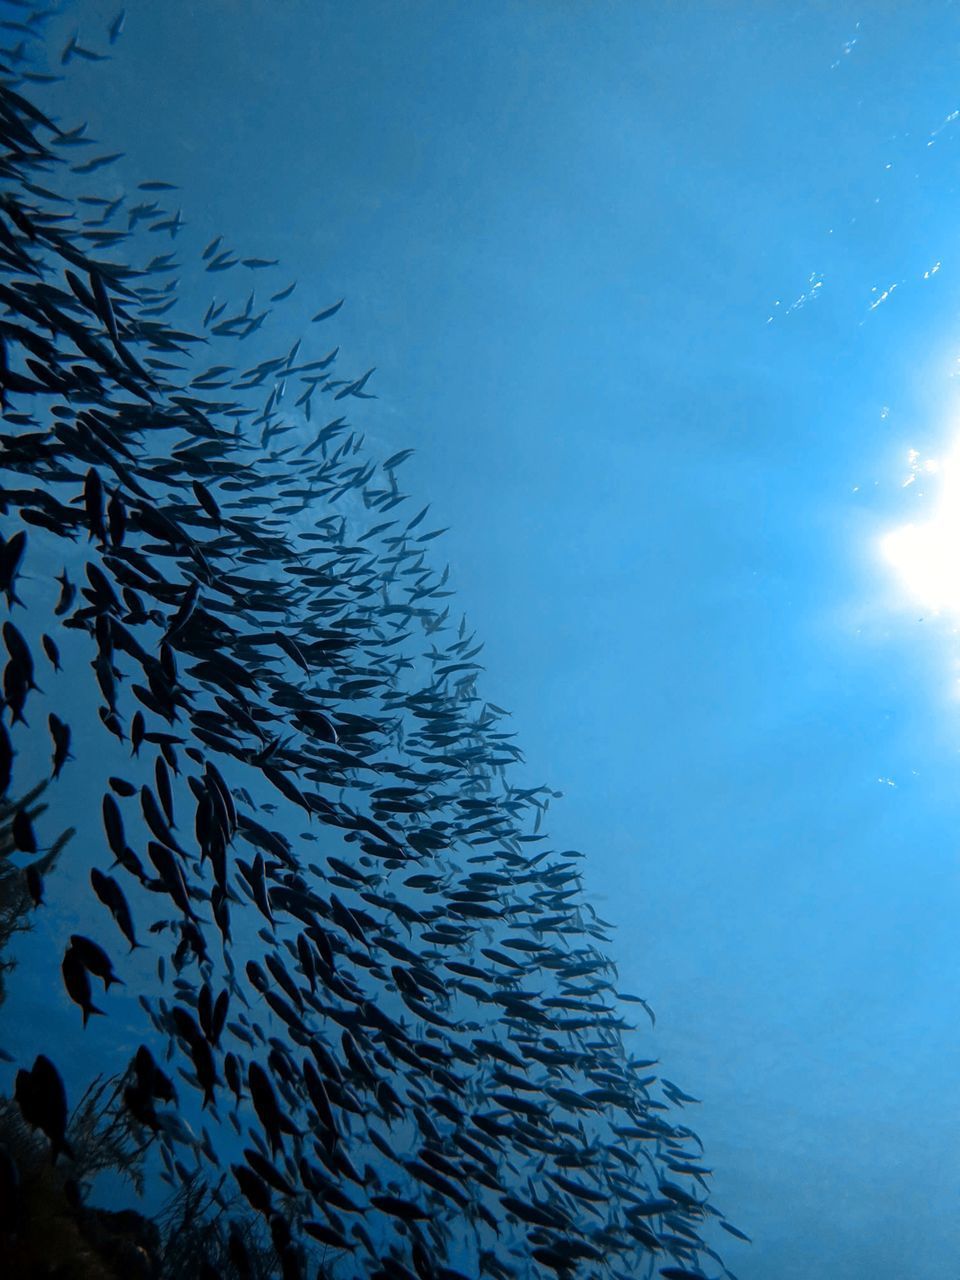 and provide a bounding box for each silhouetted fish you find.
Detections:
[15,1054,72,1161]
[0,50,733,1280]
